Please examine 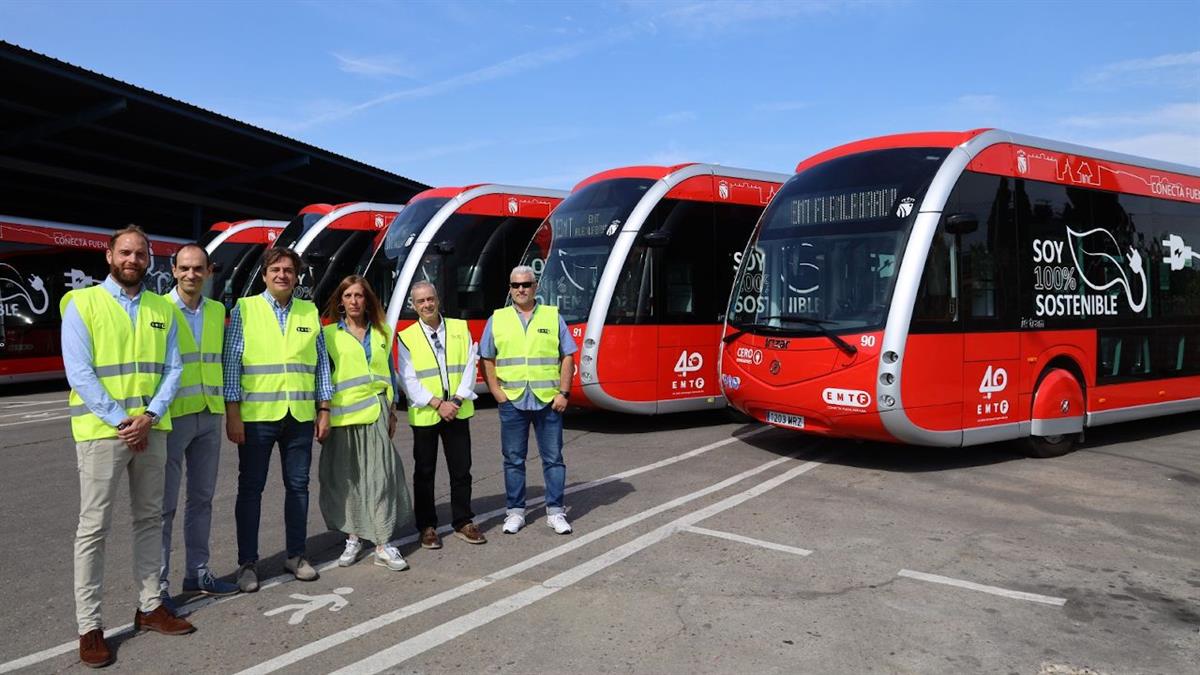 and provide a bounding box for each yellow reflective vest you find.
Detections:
[399,318,475,427]
[236,294,319,422]
[61,285,174,442]
[169,298,225,417]
[322,324,393,427]
[490,305,561,404]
